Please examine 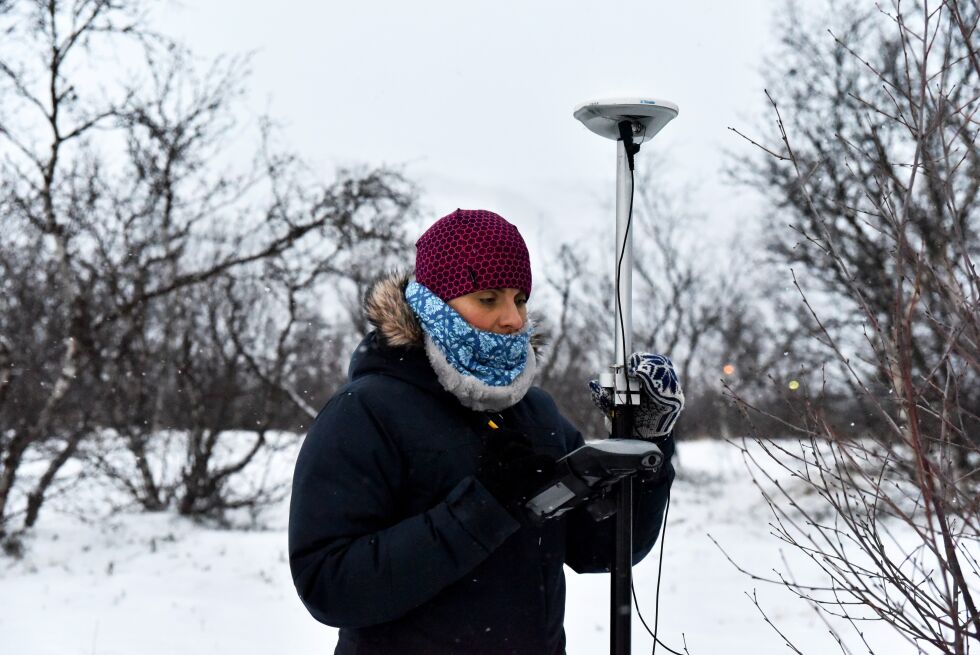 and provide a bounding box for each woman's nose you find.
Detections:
[497,302,523,333]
